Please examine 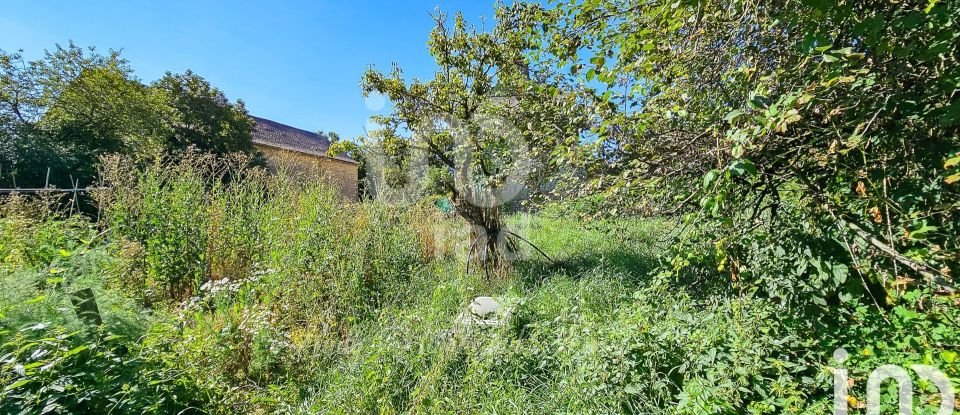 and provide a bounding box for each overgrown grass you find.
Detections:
[1,158,958,414]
